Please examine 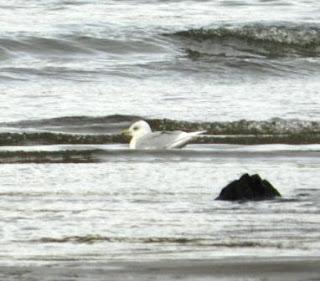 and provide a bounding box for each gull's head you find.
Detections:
[128,120,152,139]
[122,120,152,149]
